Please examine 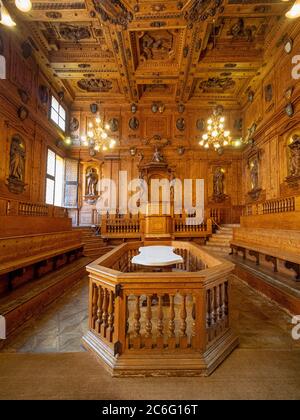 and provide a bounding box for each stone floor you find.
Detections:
[1,275,300,400]
[1,274,299,353]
